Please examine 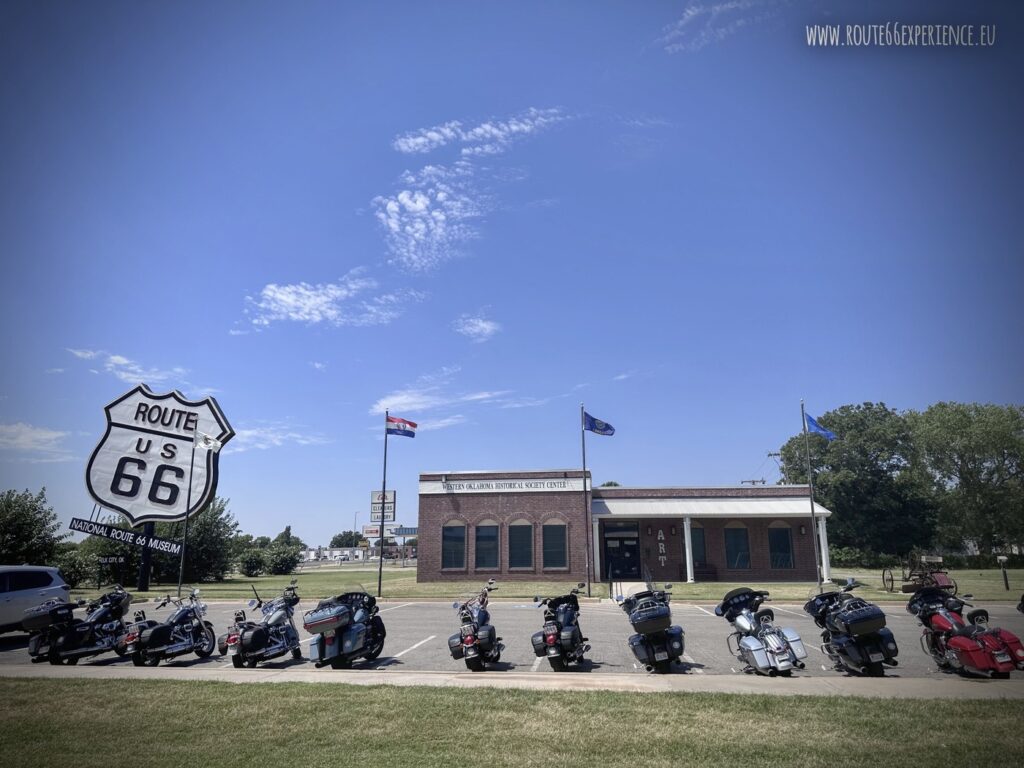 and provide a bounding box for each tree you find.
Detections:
[329,531,361,548]
[237,549,267,577]
[229,533,255,559]
[152,497,239,582]
[273,525,307,551]
[0,488,68,565]
[778,403,937,556]
[52,541,94,589]
[910,403,1024,552]
[265,544,302,575]
[253,536,272,549]
[599,481,621,487]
